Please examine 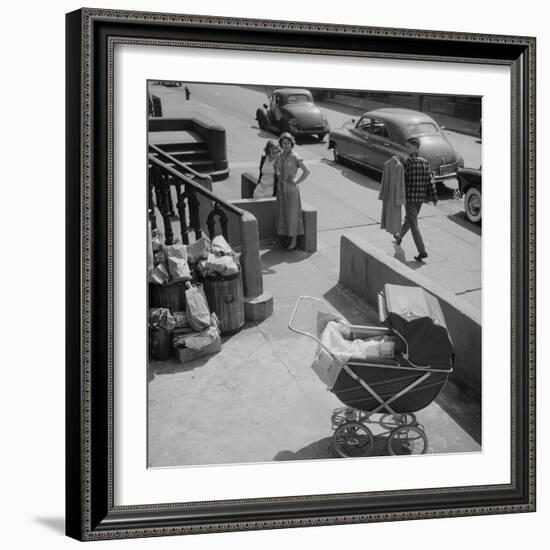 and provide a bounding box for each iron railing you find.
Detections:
[148,149,241,246]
